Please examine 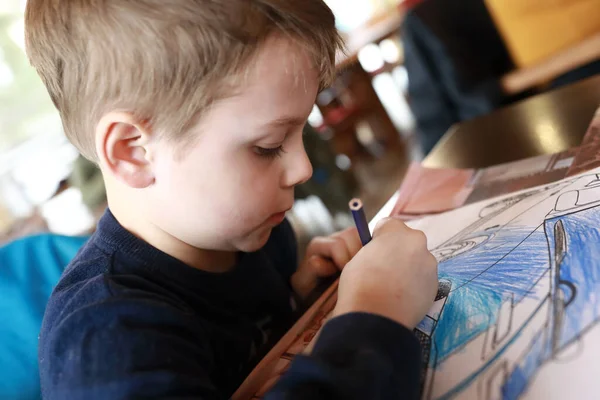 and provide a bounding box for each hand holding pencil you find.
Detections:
[334,199,439,330]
